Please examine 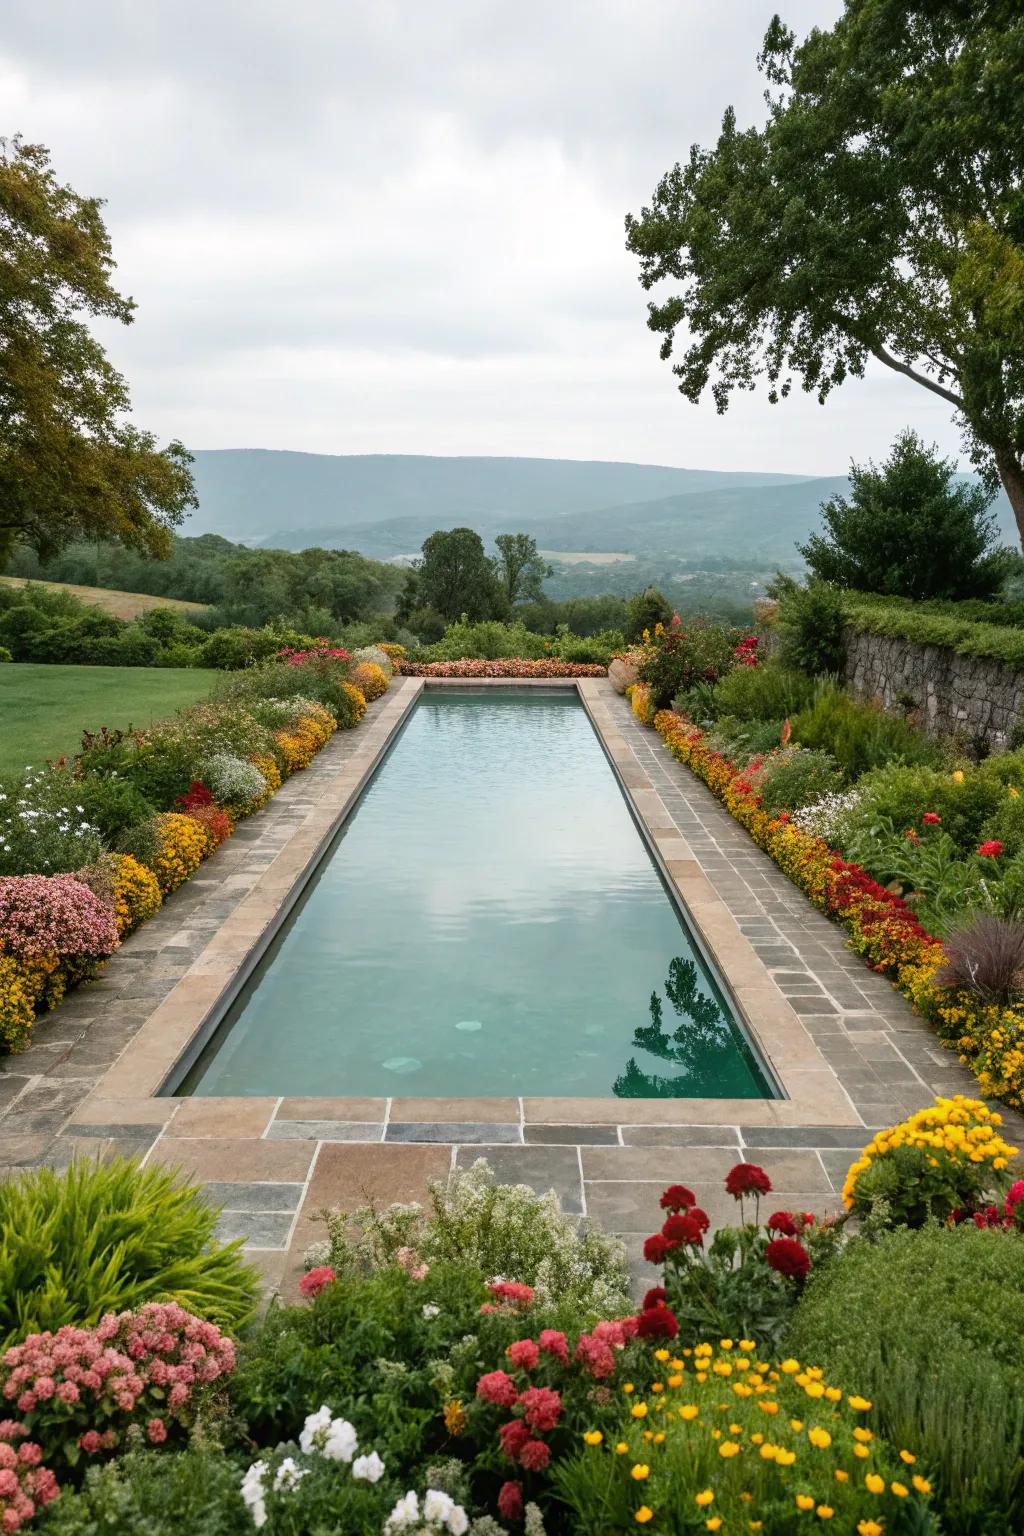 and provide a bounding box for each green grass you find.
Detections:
[0,664,219,773]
